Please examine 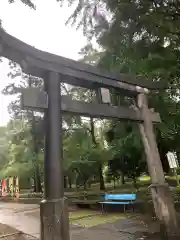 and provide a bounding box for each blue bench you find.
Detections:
[99,194,136,213]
